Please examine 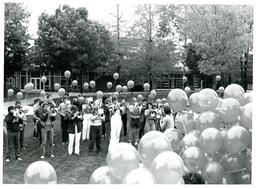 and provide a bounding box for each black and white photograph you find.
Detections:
[2,0,253,184]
